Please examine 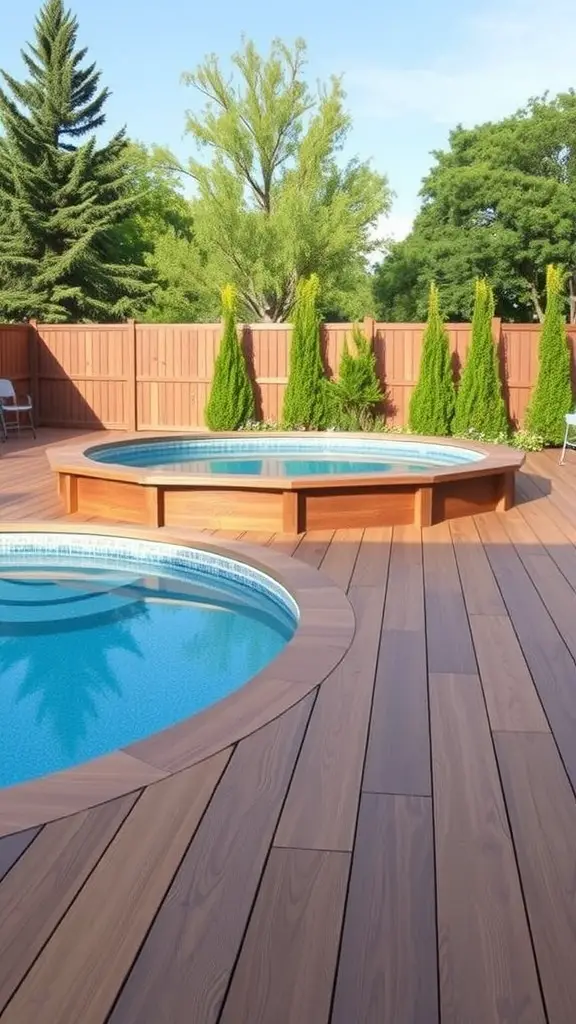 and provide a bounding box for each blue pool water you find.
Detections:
[88,436,483,477]
[0,535,297,789]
